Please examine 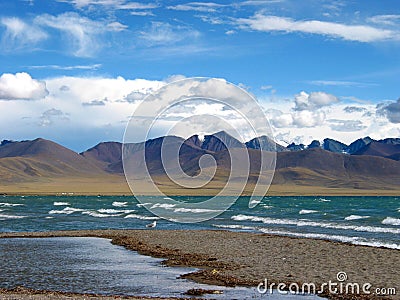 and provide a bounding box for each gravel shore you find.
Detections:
[0,230,399,299]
